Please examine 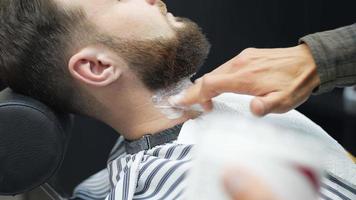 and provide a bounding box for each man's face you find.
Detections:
[60,0,178,40]
[59,0,210,90]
